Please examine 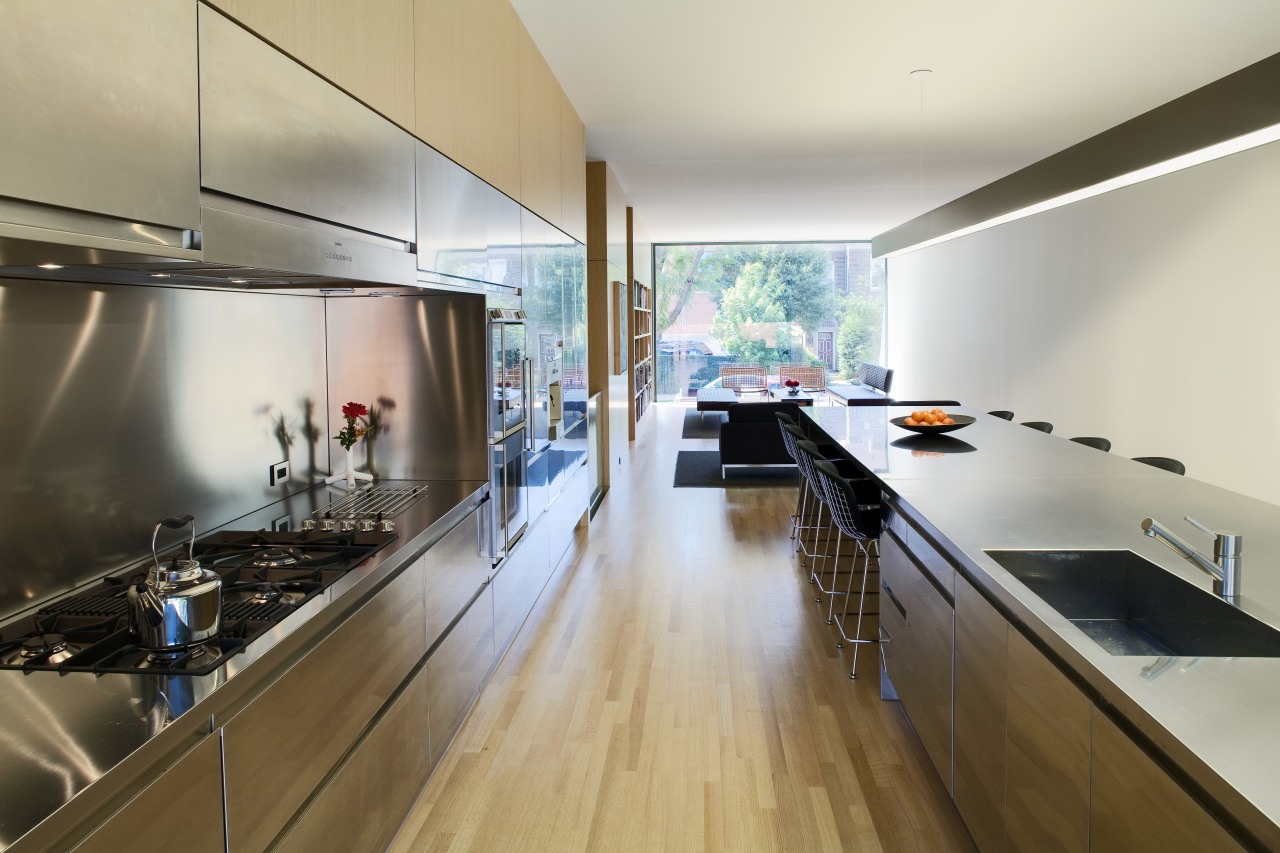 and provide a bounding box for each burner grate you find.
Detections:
[222,598,292,623]
[312,484,427,520]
